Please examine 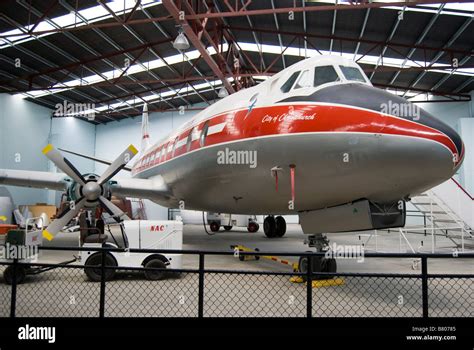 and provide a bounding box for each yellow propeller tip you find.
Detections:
[42,230,54,241]
[128,144,138,155]
[42,144,54,155]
